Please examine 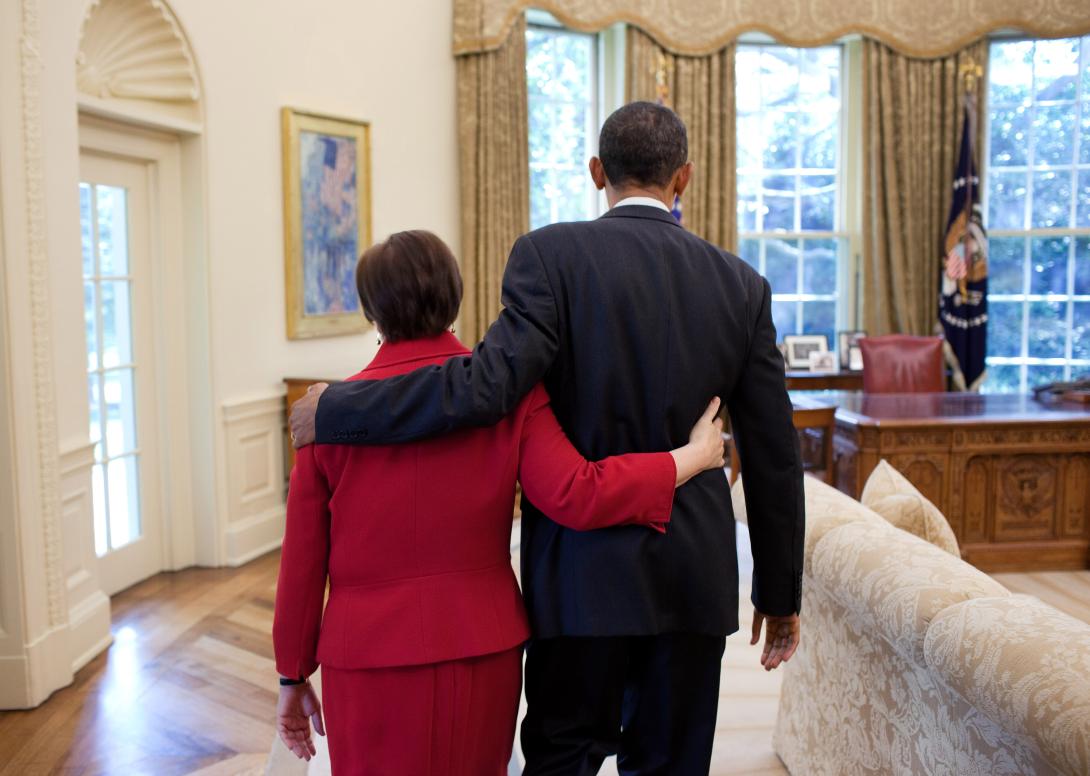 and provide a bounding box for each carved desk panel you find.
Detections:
[792,391,1090,572]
